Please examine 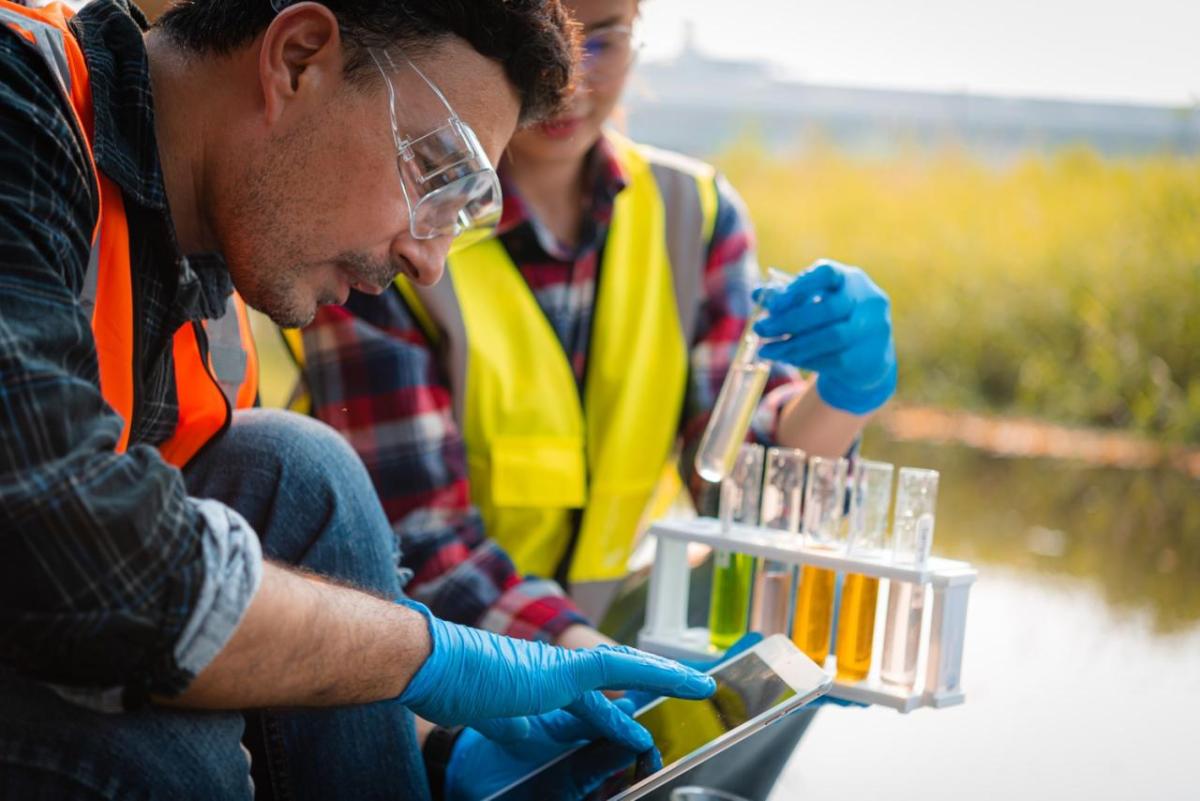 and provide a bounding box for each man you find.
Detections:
[0,1,716,799]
